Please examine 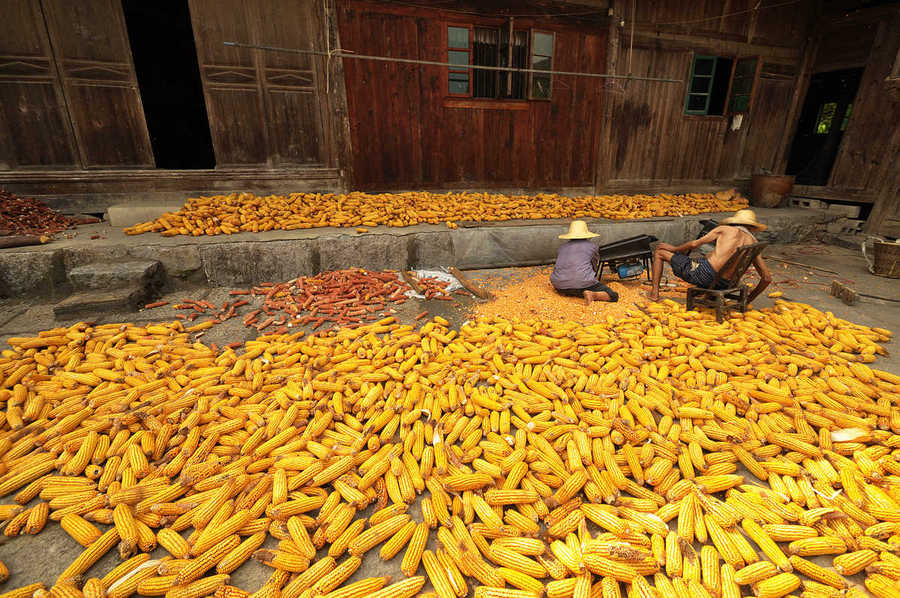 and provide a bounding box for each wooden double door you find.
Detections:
[0,0,330,170]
